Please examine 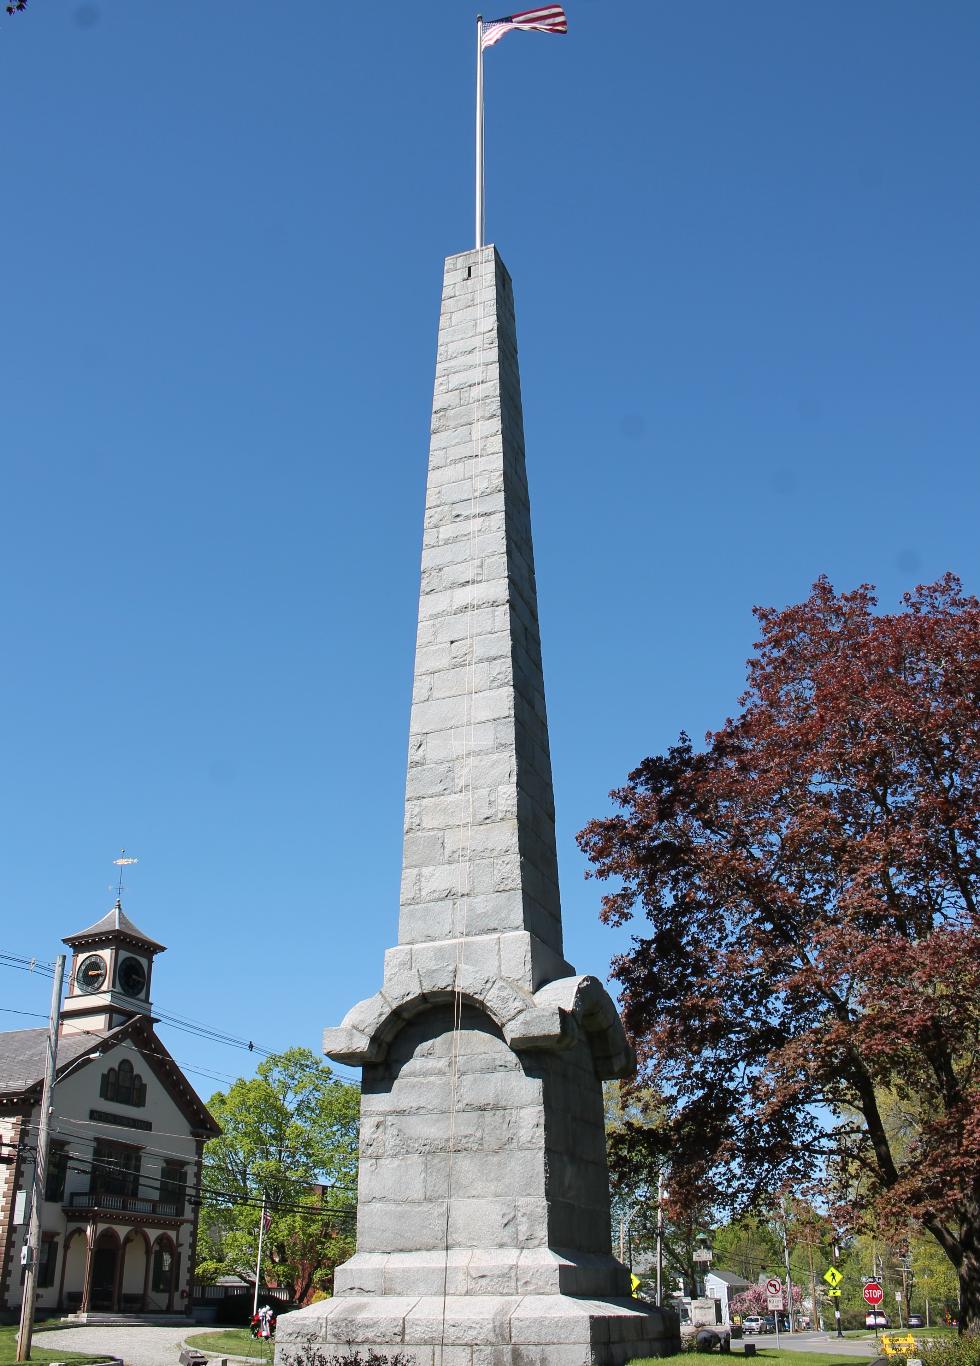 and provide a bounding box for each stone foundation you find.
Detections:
[276,1291,679,1365]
